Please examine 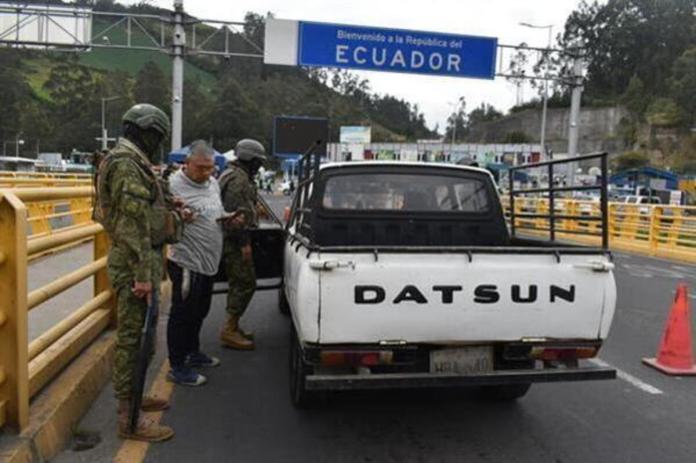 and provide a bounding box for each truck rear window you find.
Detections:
[322,173,491,212]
